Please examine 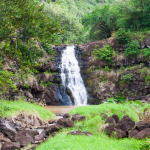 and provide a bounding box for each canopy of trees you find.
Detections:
[0,0,62,69]
[82,0,150,41]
